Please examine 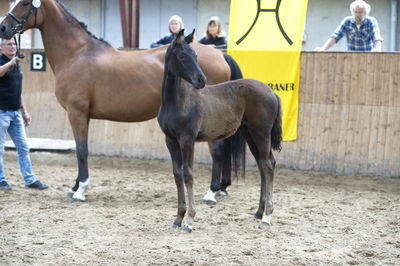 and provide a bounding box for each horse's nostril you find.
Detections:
[0,25,6,32]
